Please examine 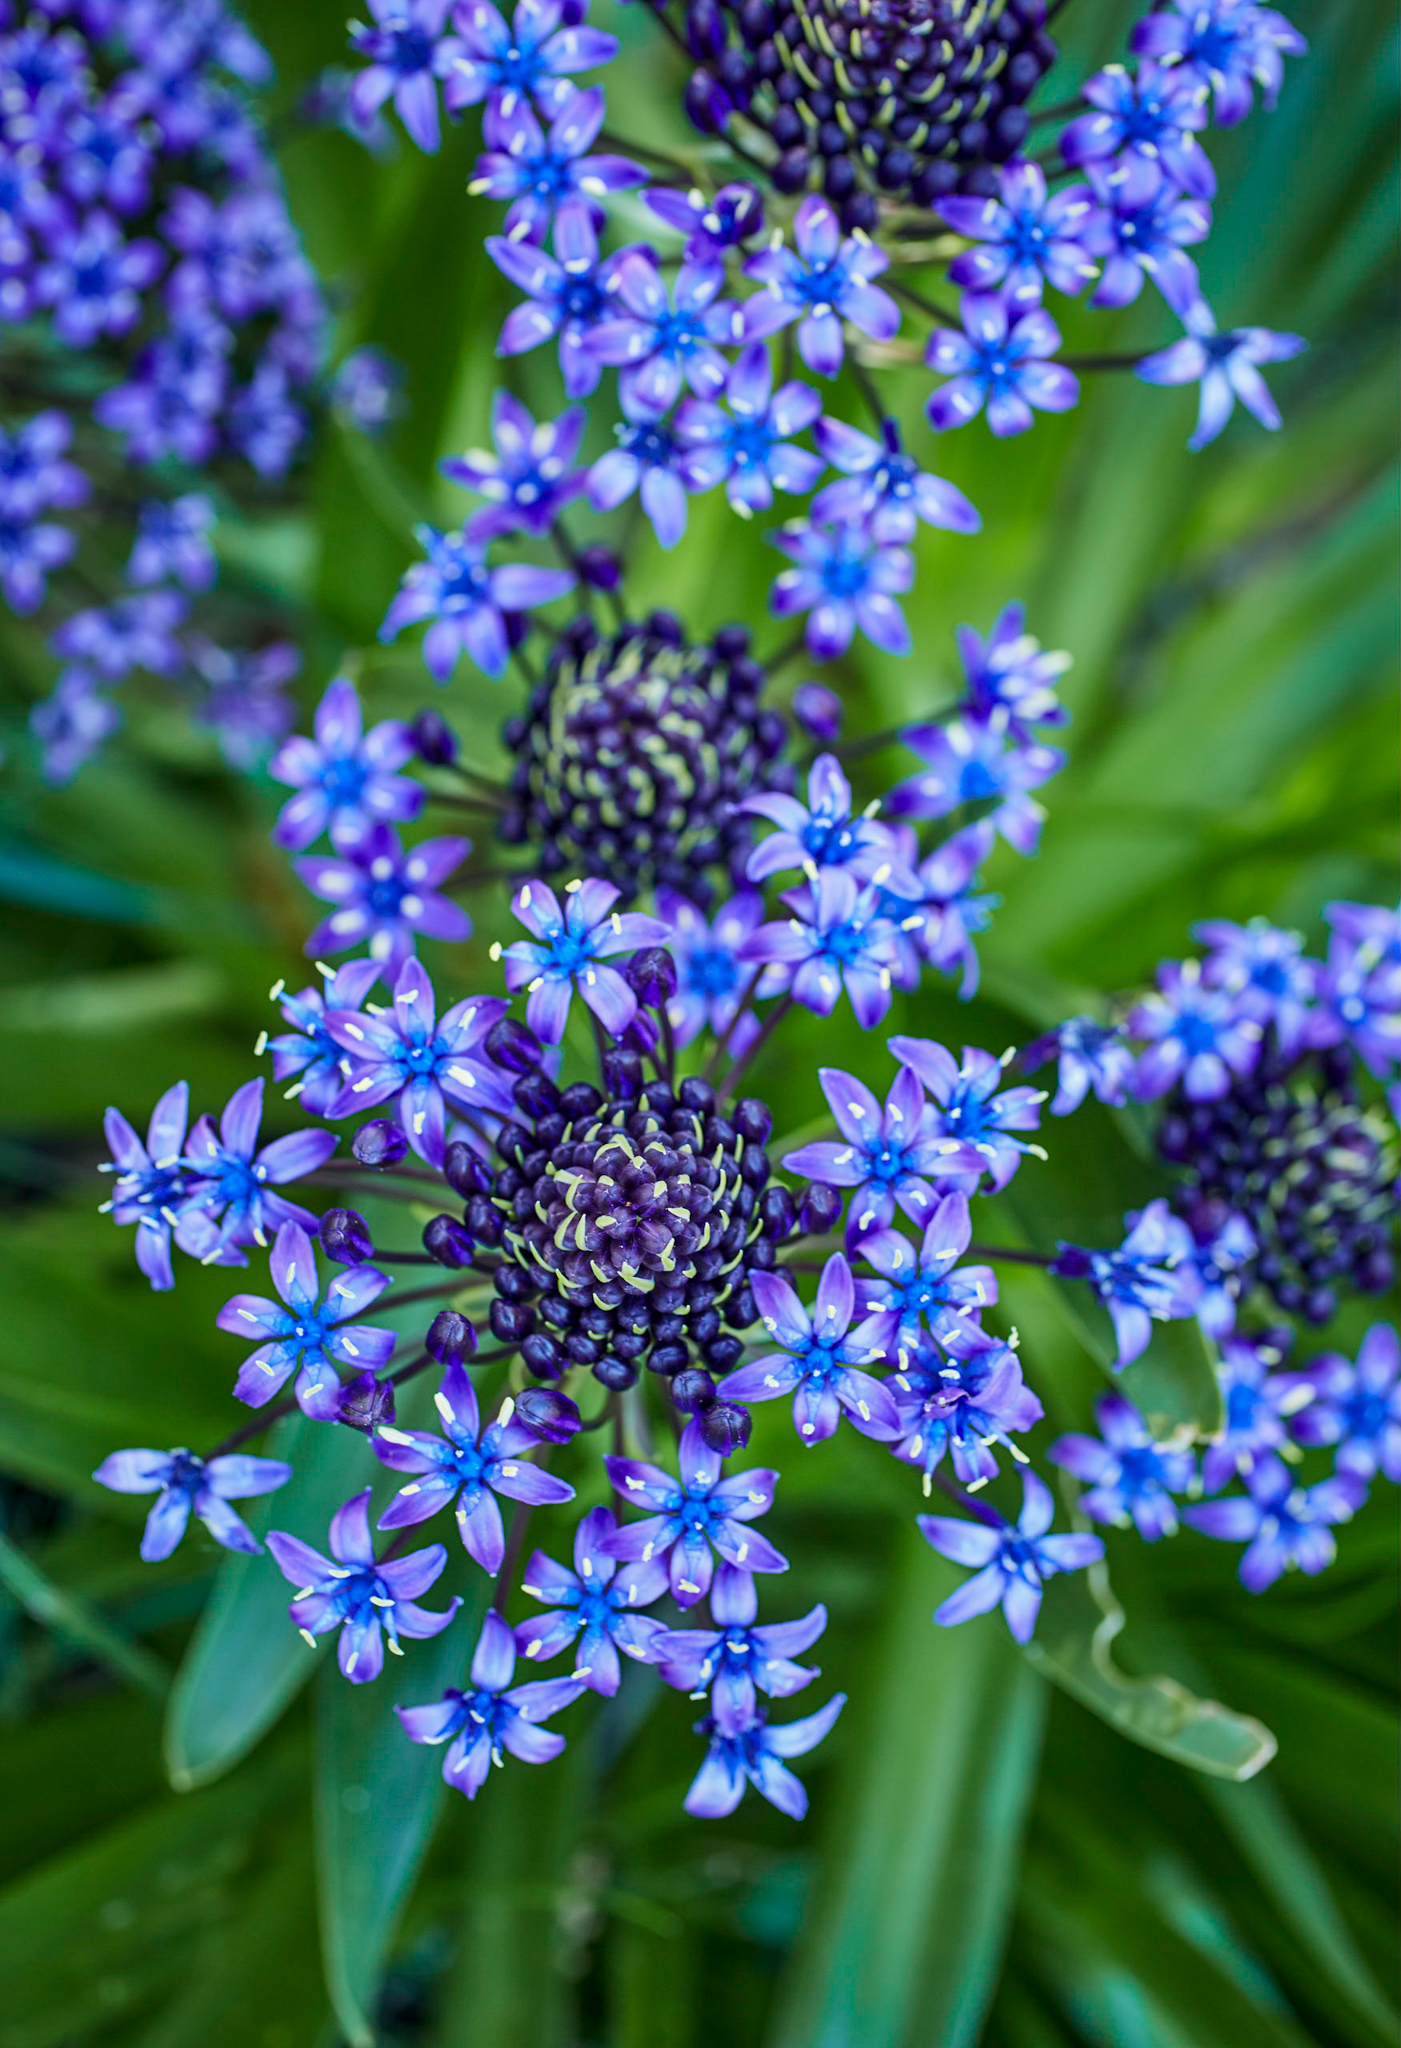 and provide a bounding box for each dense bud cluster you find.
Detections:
[683,0,1057,227]
[1160,1039,1398,1324]
[484,1072,789,1399]
[498,612,792,906]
